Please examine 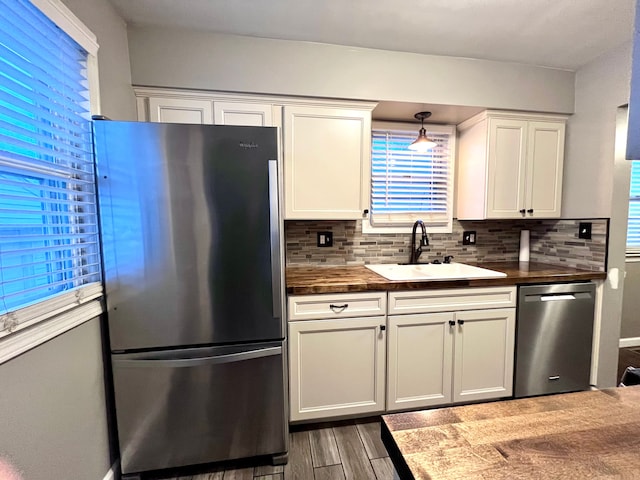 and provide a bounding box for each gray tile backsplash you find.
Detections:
[285,219,607,272]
